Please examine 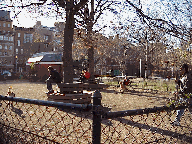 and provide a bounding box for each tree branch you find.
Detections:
[126,0,191,40]
[73,0,88,13]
